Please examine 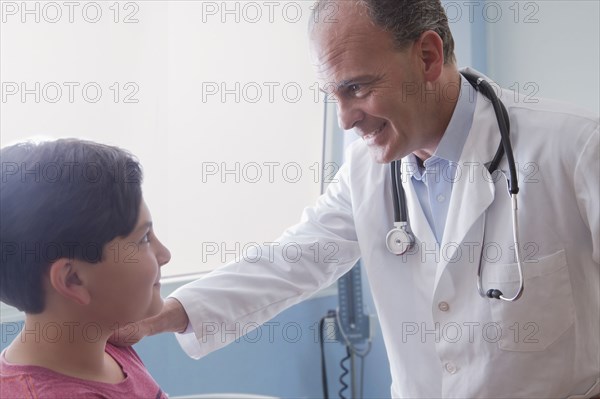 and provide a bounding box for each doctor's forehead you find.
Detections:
[309,1,396,80]
[310,0,374,54]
